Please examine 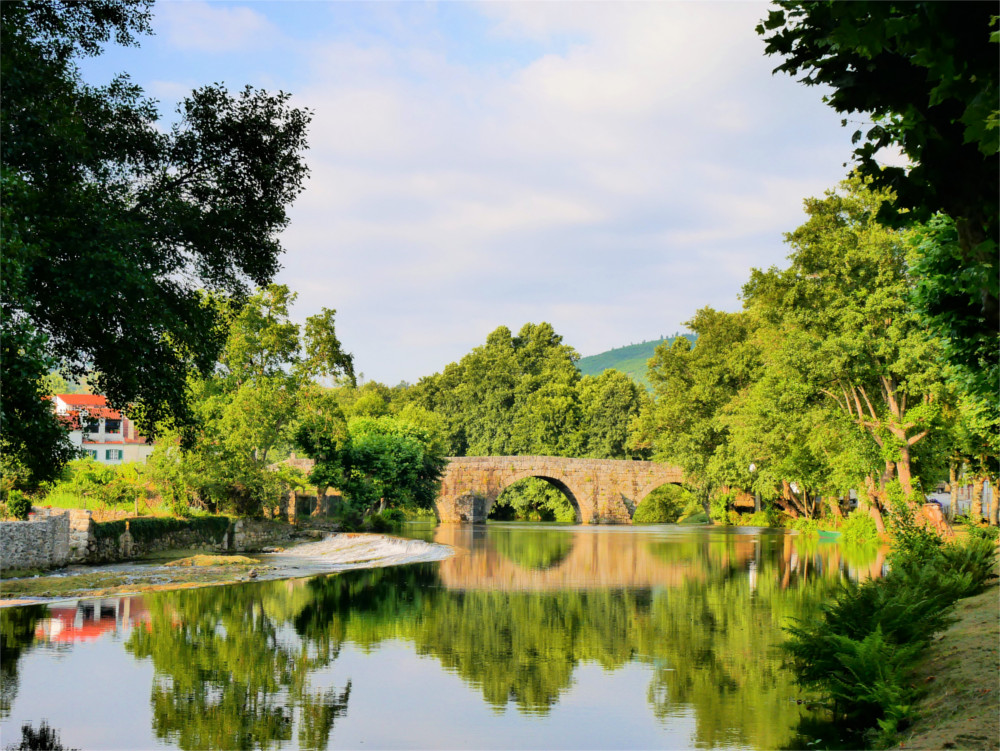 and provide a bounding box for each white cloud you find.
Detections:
[155,2,276,52]
[260,3,856,382]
